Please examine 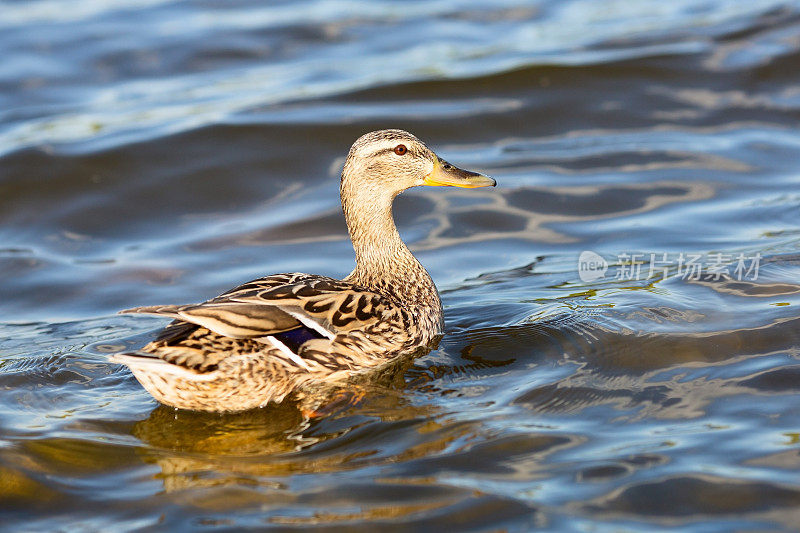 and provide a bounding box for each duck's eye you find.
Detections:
[393,144,408,156]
